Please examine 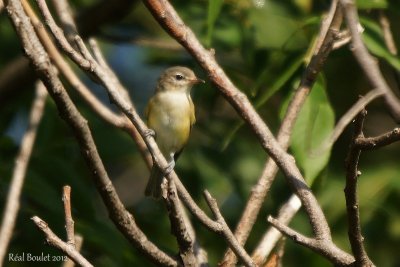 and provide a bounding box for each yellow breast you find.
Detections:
[146,91,194,157]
